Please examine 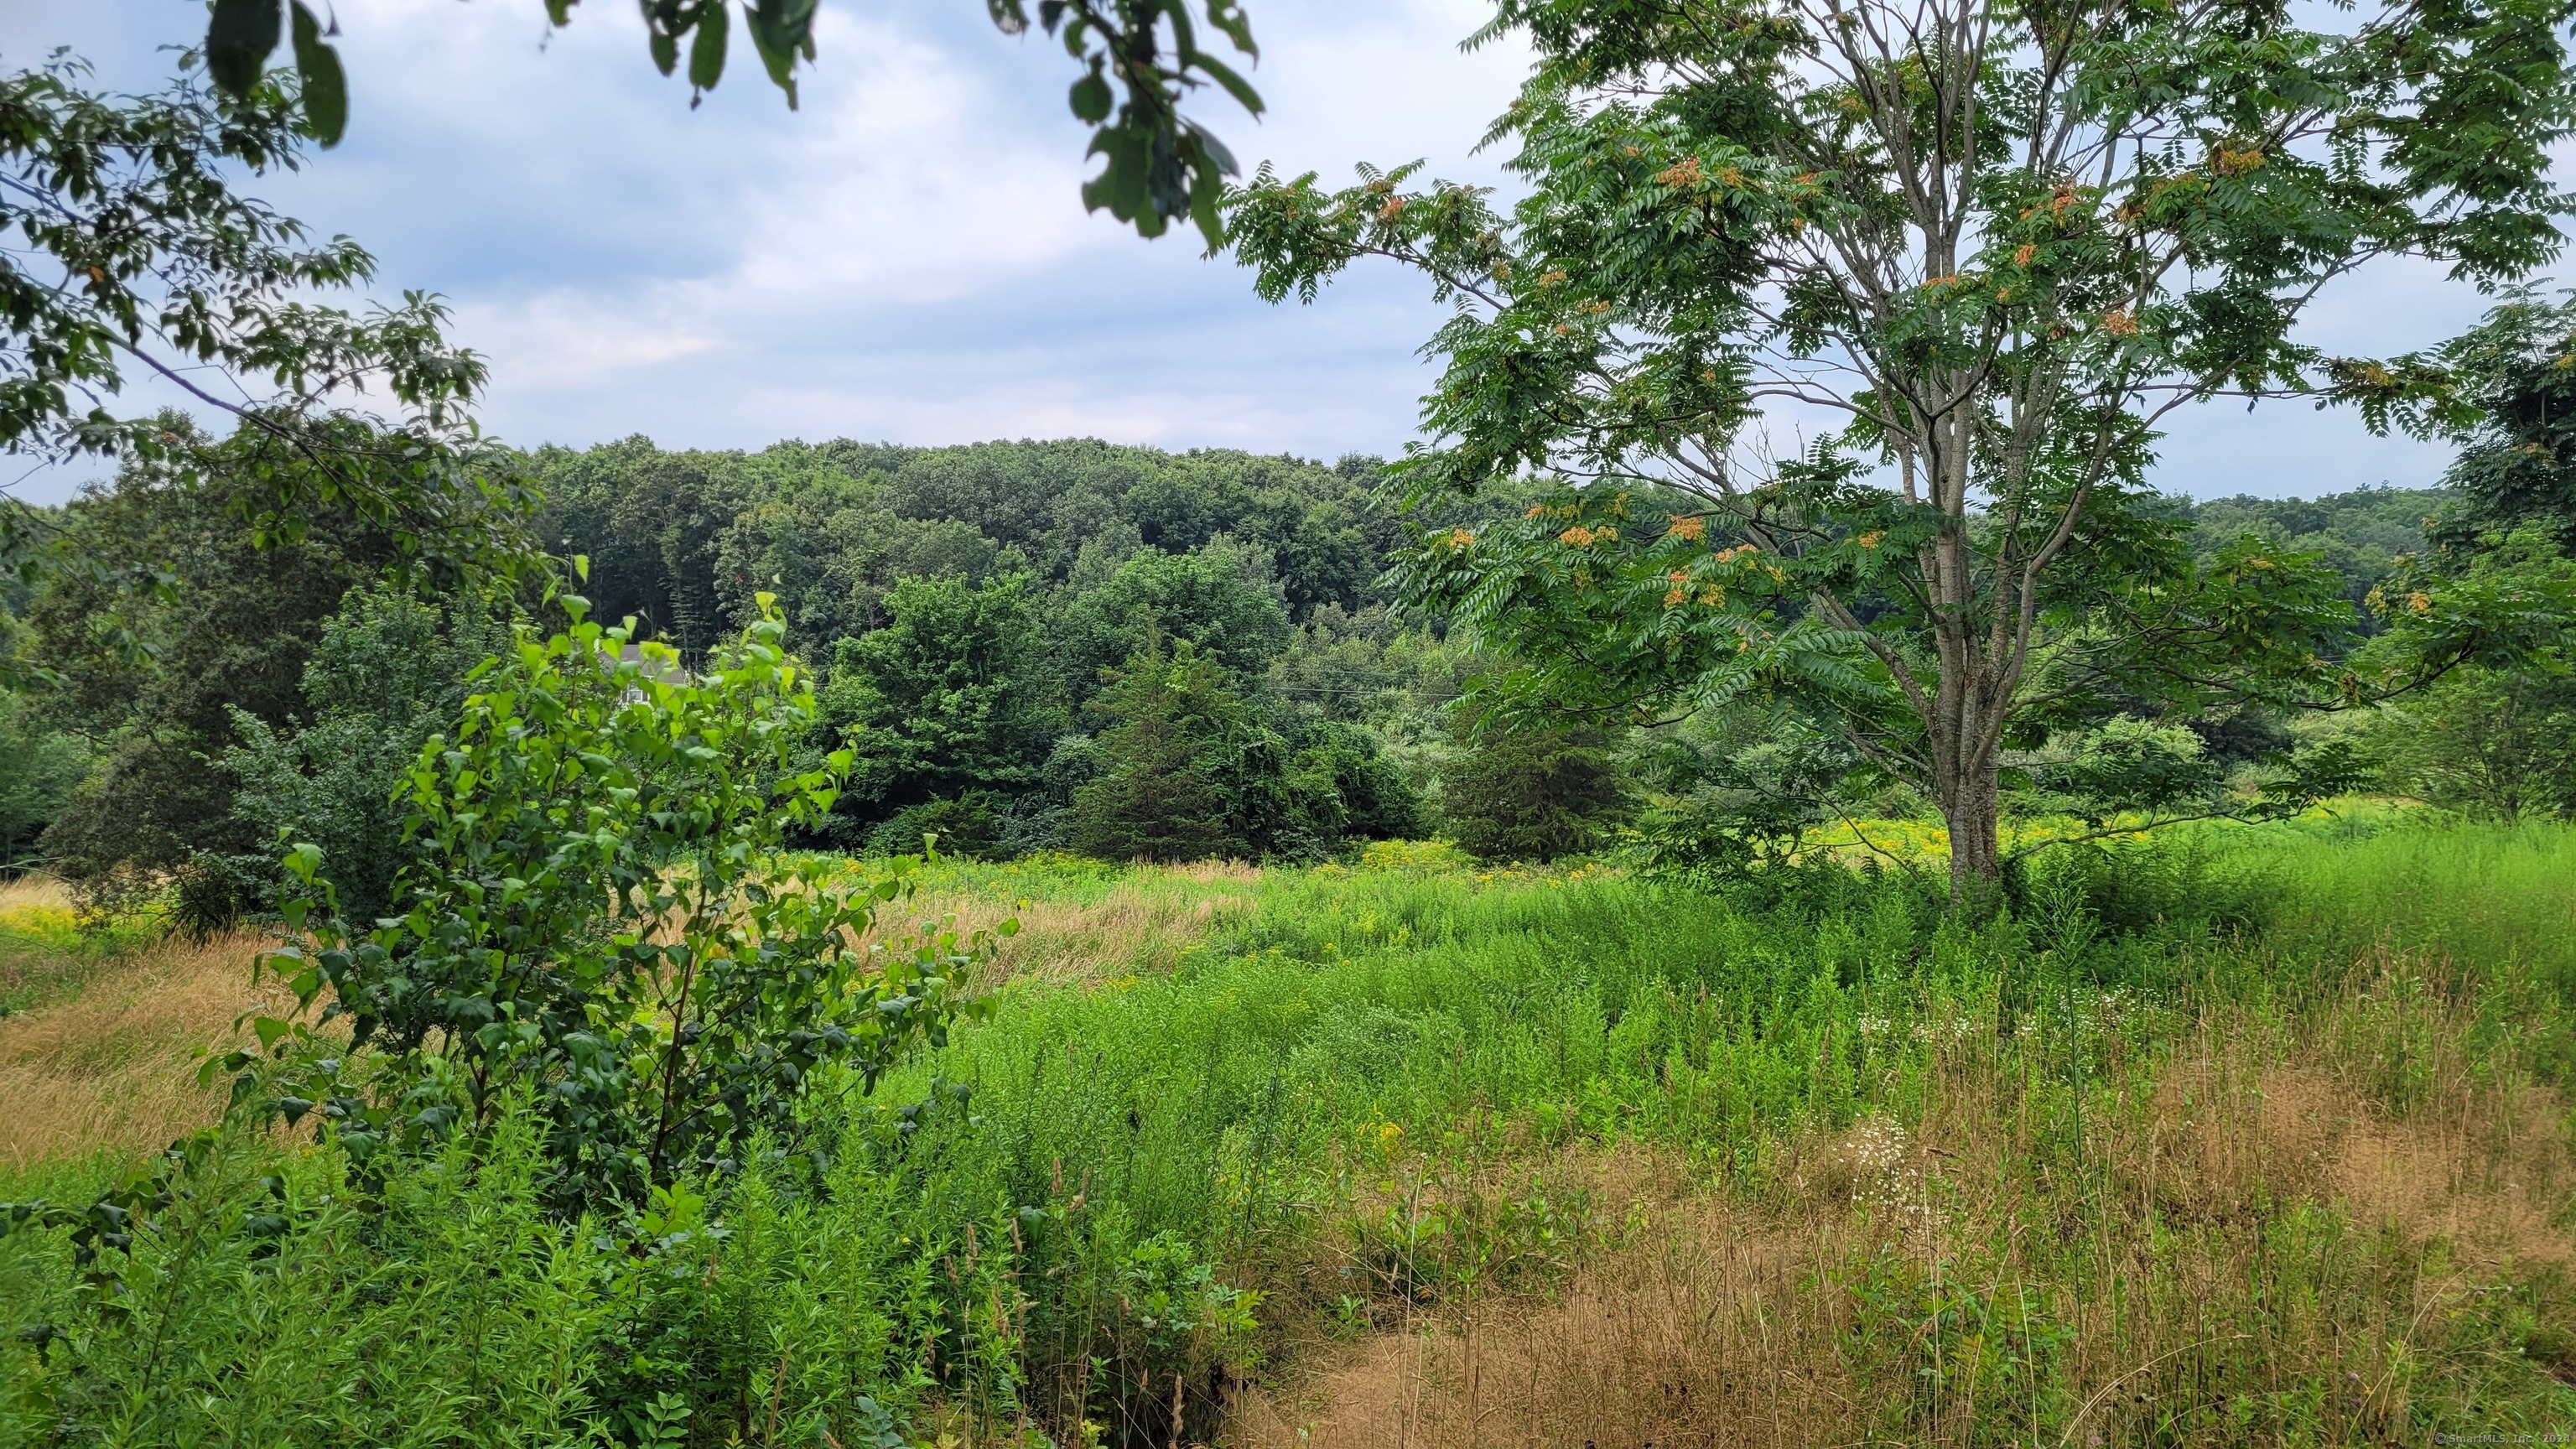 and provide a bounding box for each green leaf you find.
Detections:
[205,0,284,97]
[688,0,730,96]
[1189,51,1264,118]
[288,3,348,147]
[1069,67,1112,123]
[1199,0,1257,56]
